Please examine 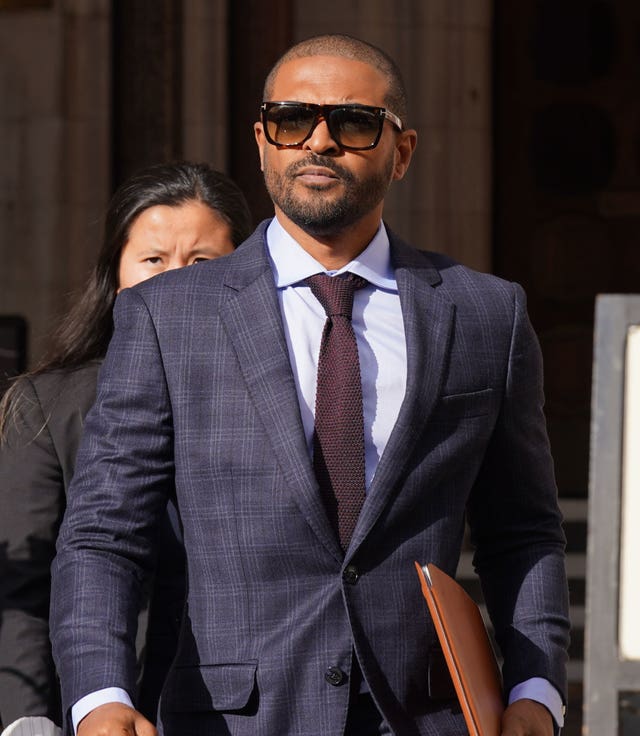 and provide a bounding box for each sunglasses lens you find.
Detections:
[263,104,385,149]
[265,105,316,145]
[330,108,381,149]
